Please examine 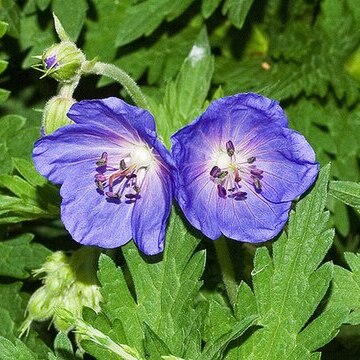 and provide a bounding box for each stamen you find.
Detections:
[250,168,263,177]
[95,180,104,191]
[217,185,227,198]
[234,191,247,201]
[210,166,221,177]
[126,173,137,180]
[247,156,256,164]
[253,178,262,191]
[226,140,235,157]
[234,168,241,183]
[106,191,121,199]
[119,159,126,170]
[218,171,228,180]
[96,152,108,166]
[95,174,106,182]
[125,193,138,199]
